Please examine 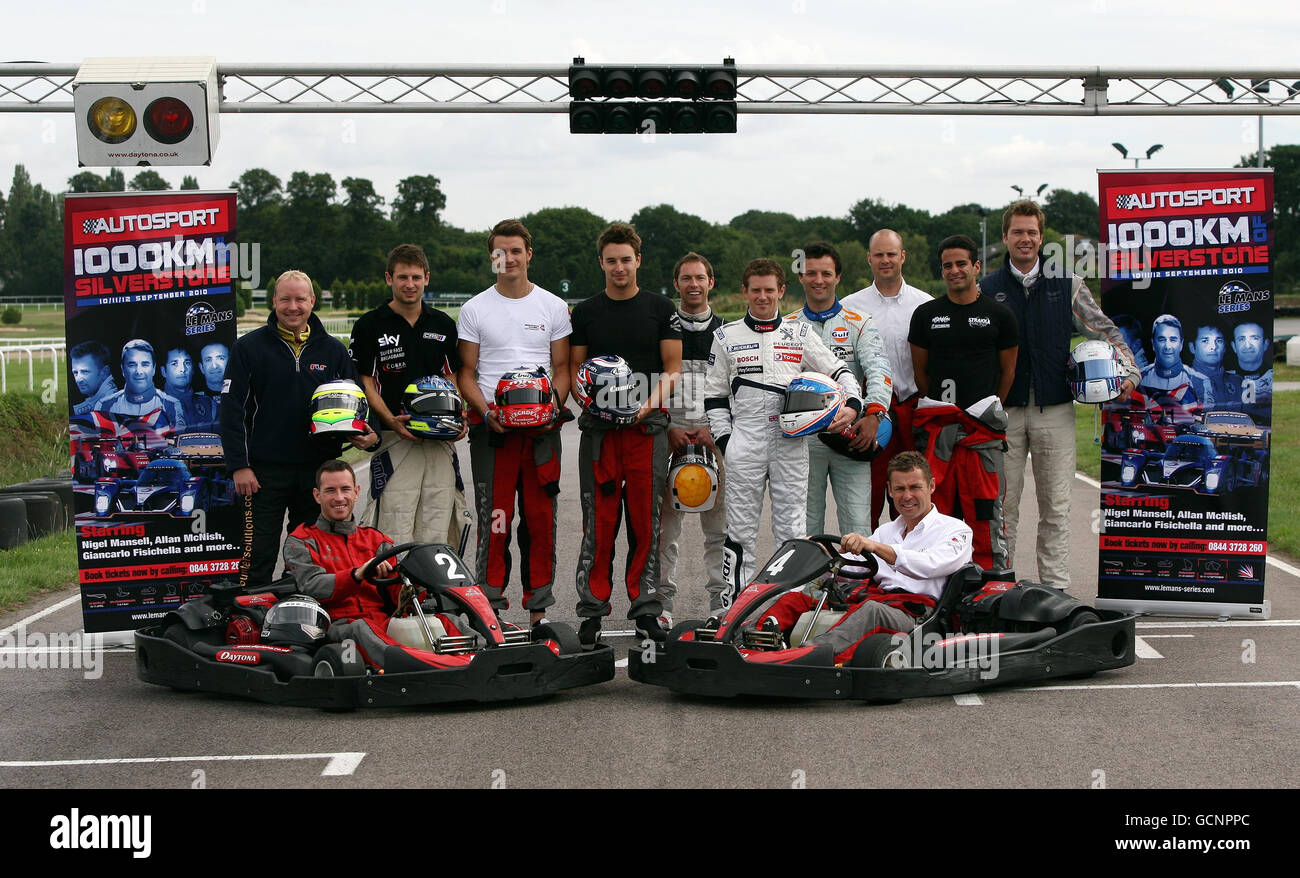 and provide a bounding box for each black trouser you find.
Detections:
[240,461,321,587]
